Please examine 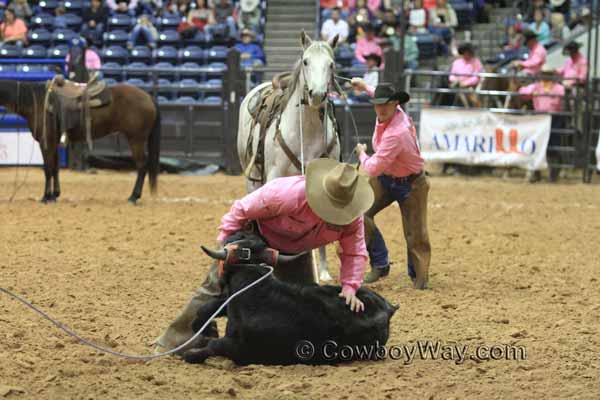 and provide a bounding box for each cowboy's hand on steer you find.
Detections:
[350,77,368,93]
[339,288,365,313]
[355,143,367,155]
